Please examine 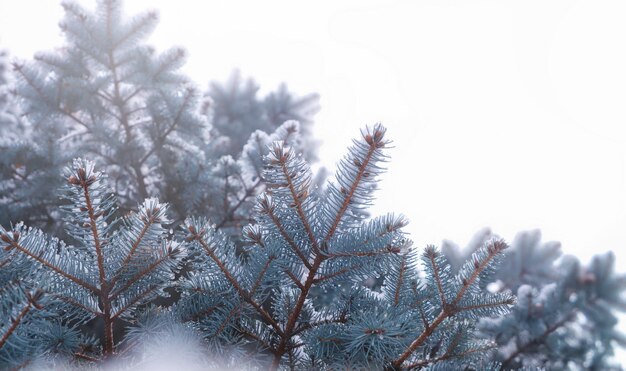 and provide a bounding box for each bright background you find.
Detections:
[2,0,626,364]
